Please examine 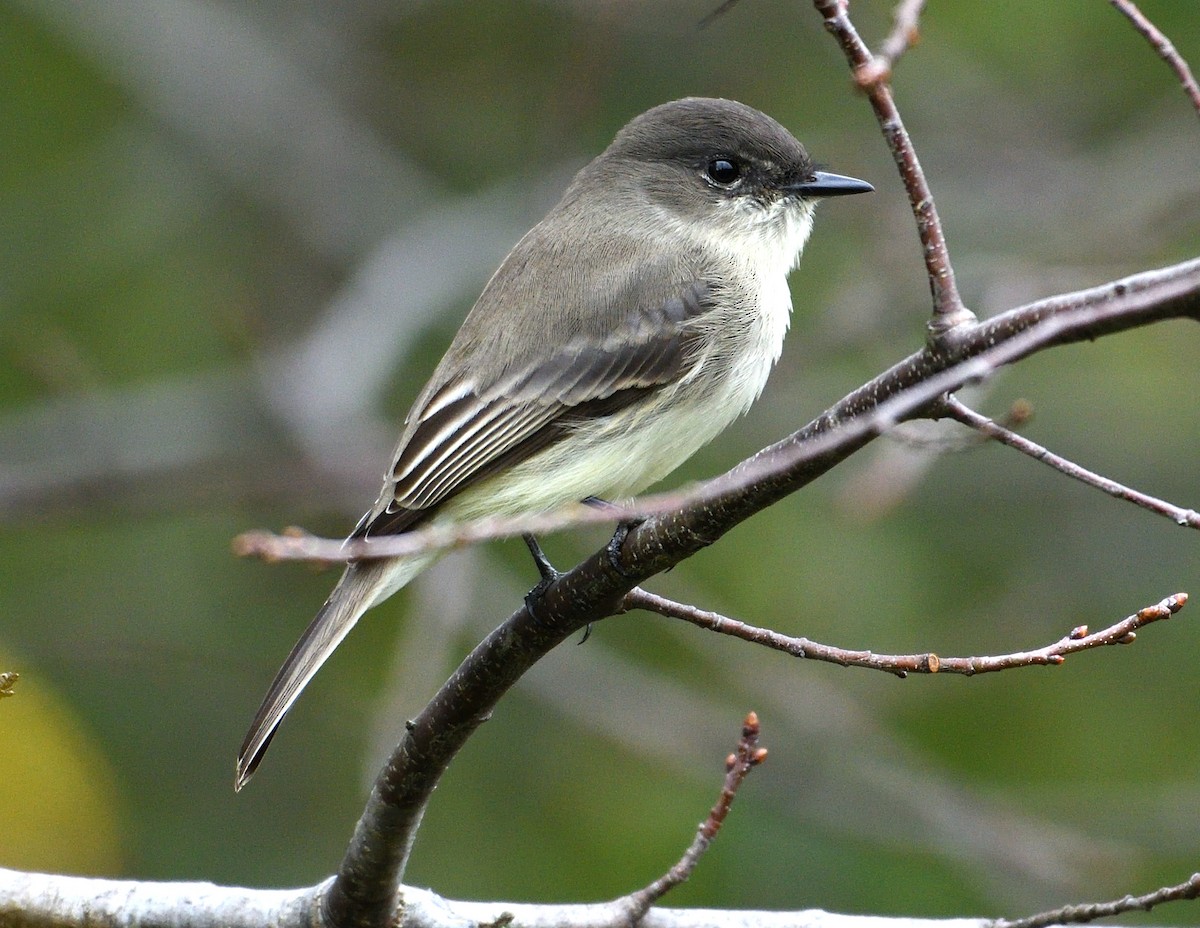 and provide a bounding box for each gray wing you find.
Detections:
[357,279,714,537]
